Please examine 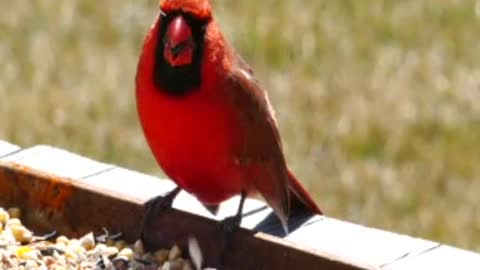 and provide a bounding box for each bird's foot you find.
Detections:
[144,196,171,218]
[218,214,242,266]
[141,187,181,248]
[220,214,242,235]
[217,192,247,267]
